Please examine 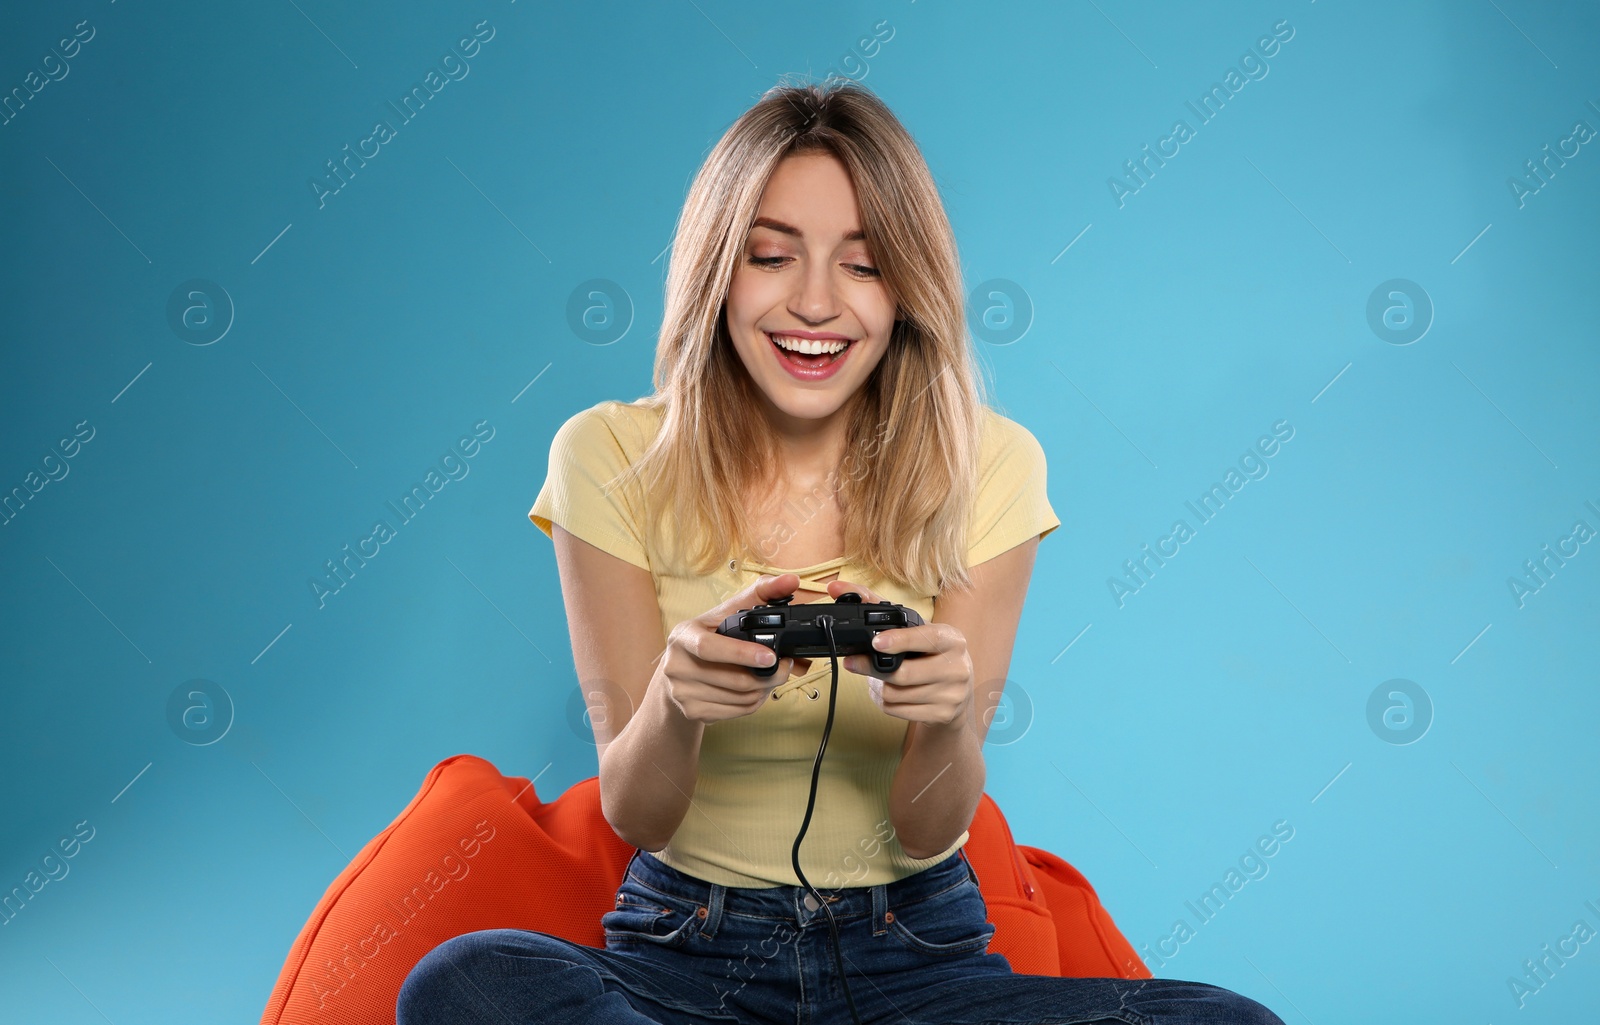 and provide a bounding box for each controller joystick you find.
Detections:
[717,591,927,679]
